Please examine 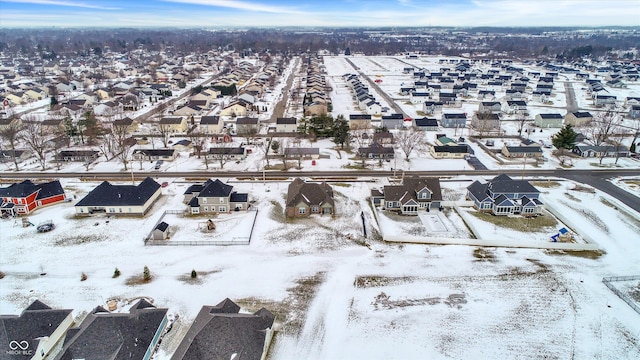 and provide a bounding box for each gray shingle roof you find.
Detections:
[0,300,72,358]
[75,177,160,207]
[57,299,167,360]
[171,299,274,360]
[286,178,334,208]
